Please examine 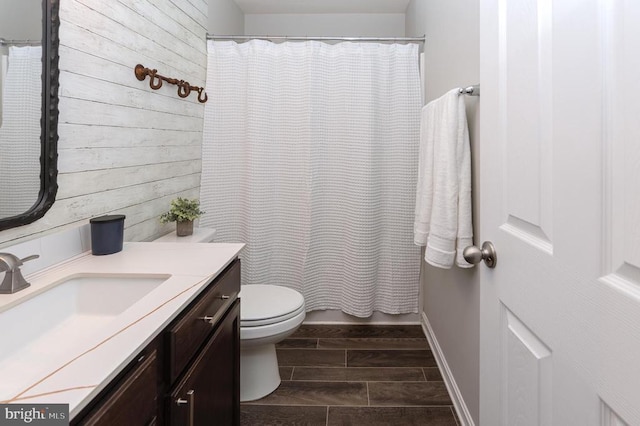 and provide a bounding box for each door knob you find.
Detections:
[463,241,497,268]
